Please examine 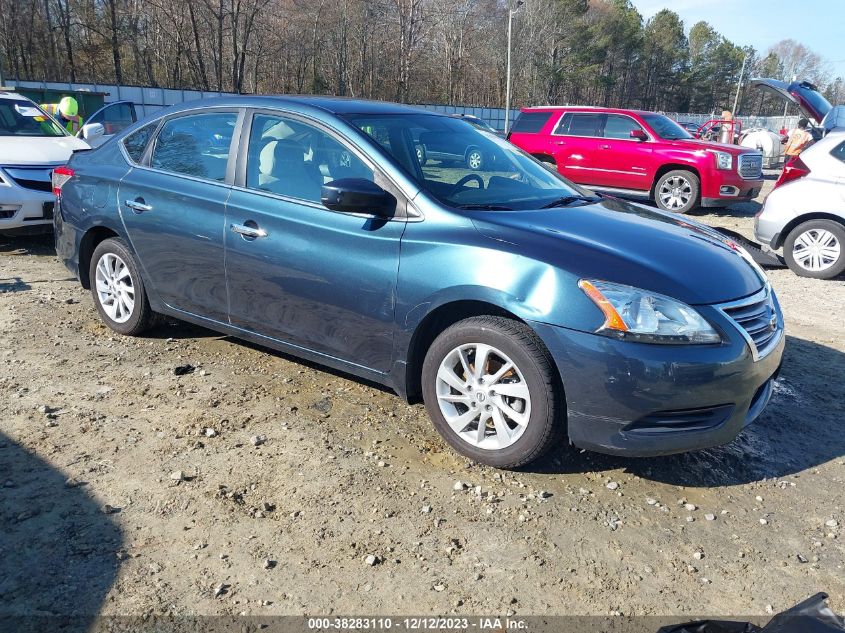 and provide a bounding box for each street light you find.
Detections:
[504,0,524,135]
